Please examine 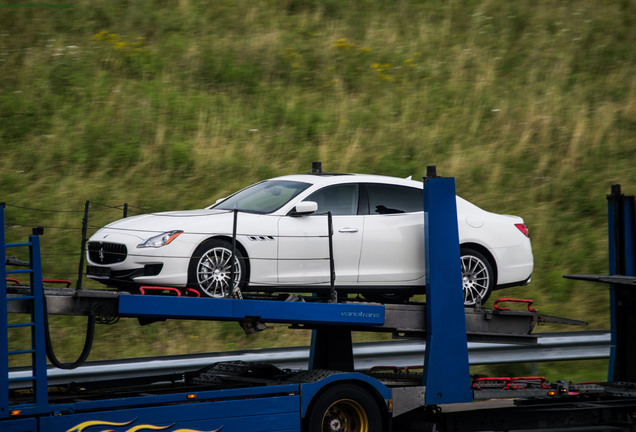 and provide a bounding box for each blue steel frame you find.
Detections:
[1,204,49,418]
[40,389,302,432]
[607,185,636,382]
[422,173,472,404]
[119,295,385,327]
